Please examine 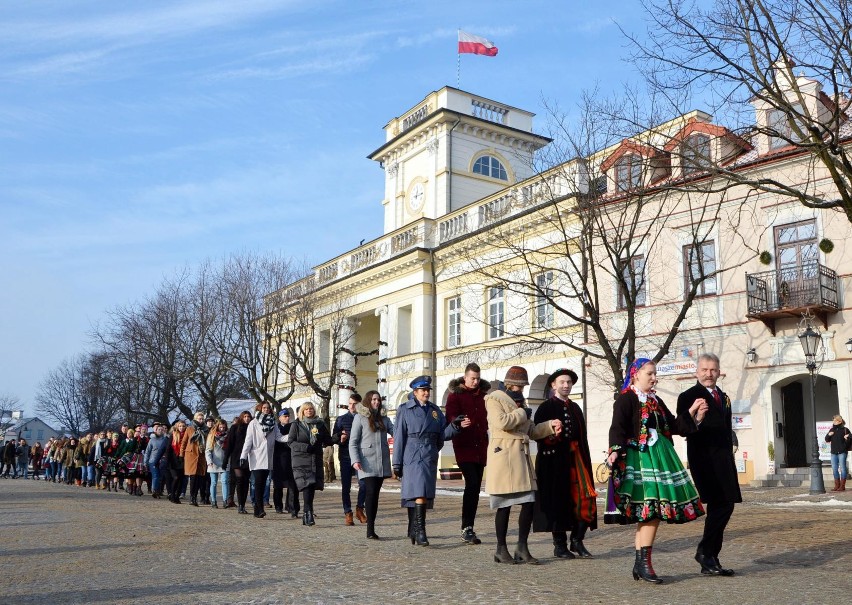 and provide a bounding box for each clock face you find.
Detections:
[408,182,425,212]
